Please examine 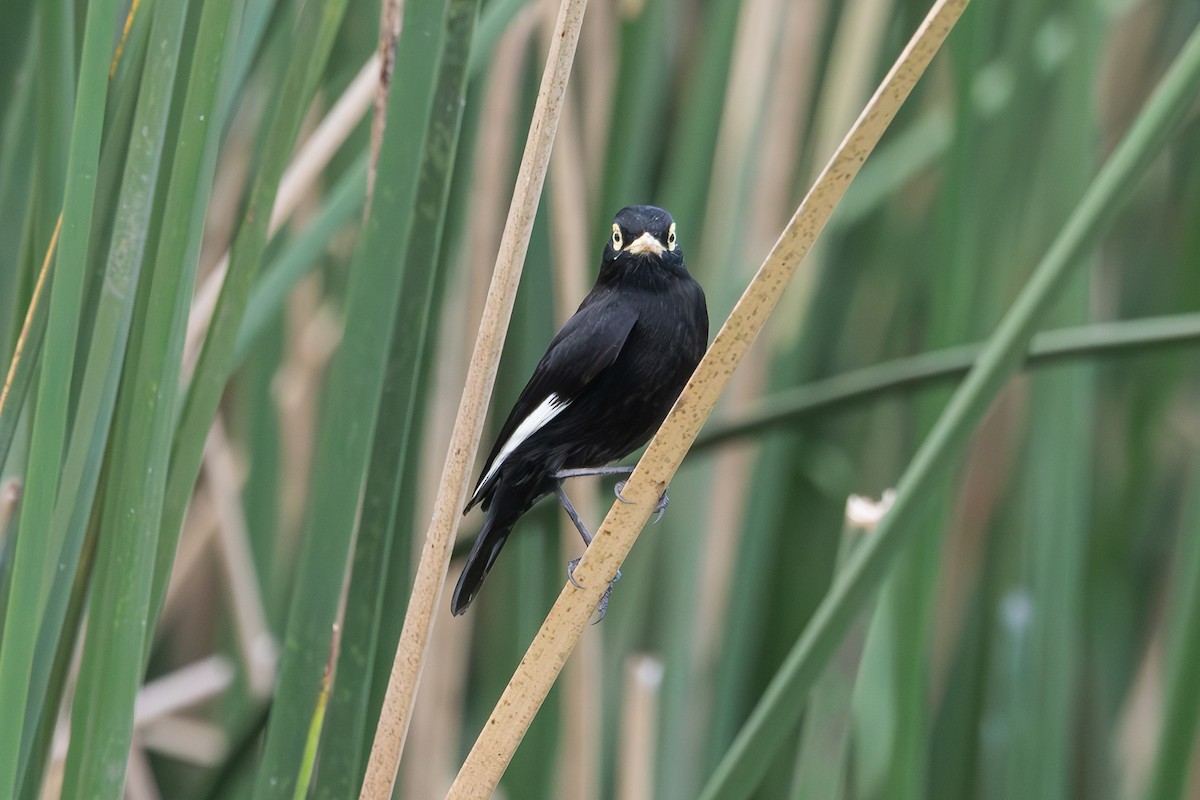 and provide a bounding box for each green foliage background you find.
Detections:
[0,0,1199,797]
